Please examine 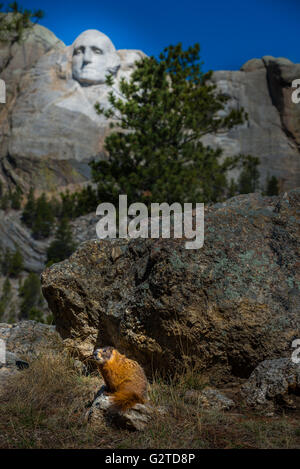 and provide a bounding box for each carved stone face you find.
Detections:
[72,30,120,86]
